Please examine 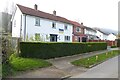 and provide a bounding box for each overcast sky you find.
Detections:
[0,0,119,31]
